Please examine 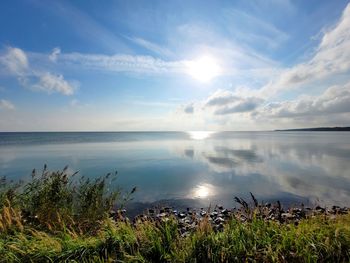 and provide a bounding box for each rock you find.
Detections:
[332,205,340,210]
[179,213,186,218]
[315,206,325,212]
[184,218,191,224]
[216,223,224,231]
[339,208,348,214]
[210,211,218,218]
[292,208,302,213]
[221,209,229,215]
[214,217,225,224]
[157,212,167,218]
[282,213,294,219]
